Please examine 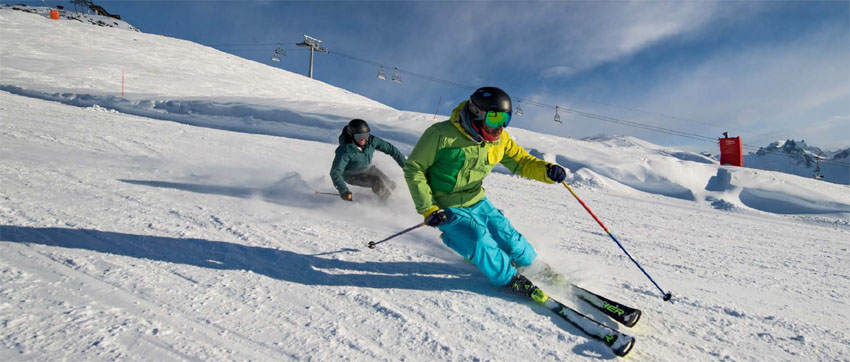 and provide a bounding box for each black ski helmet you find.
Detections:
[469,87,512,117]
[345,119,370,138]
